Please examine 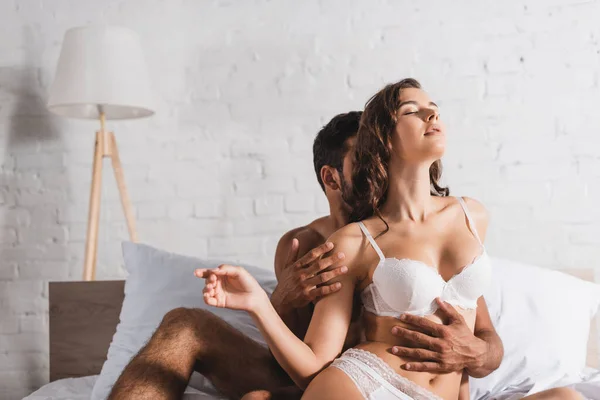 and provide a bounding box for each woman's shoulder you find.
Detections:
[456,195,490,240]
[327,222,364,245]
[459,196,489,221]
[327,222,372,257]
[326,222,372,275]
[439,195,488,218]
